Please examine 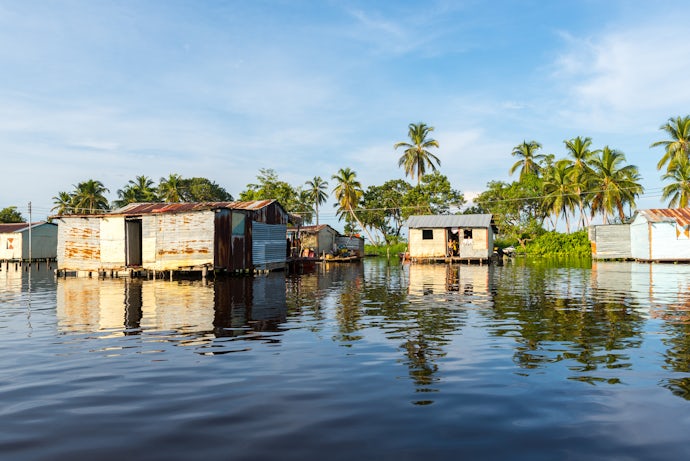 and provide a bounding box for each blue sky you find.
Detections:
[1,0,689,228]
